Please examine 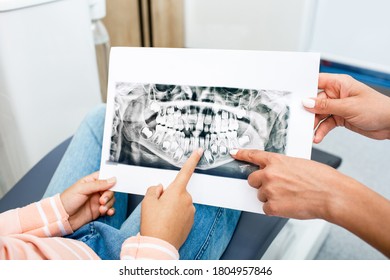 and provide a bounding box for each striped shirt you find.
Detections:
[0,194,179,260]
